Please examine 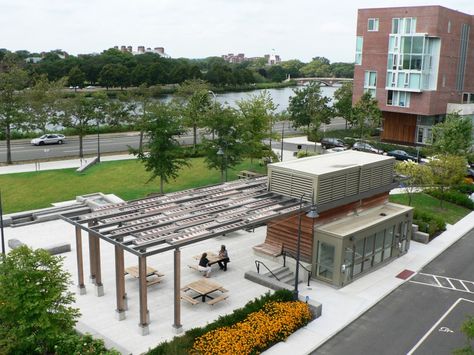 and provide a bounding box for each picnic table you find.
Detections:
[181,278,229,305]
[124,265,164,287]
[193,251,226,266]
